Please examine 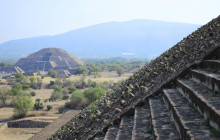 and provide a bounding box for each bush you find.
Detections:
[68,86,76,93]
[14,95,33,117]
[22,84,30,90]
[30,91,36,96]
[34,99,44,110]
[50,91,63,101]
[70,90,85,107]
[0,89,11,105]
[83,86,107,103]
[53,85,62,92]
[47,105,53,111]
[48,69,58,78]
[62,95,69,100]
[13,82,23,90]
[58,106,65,114]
